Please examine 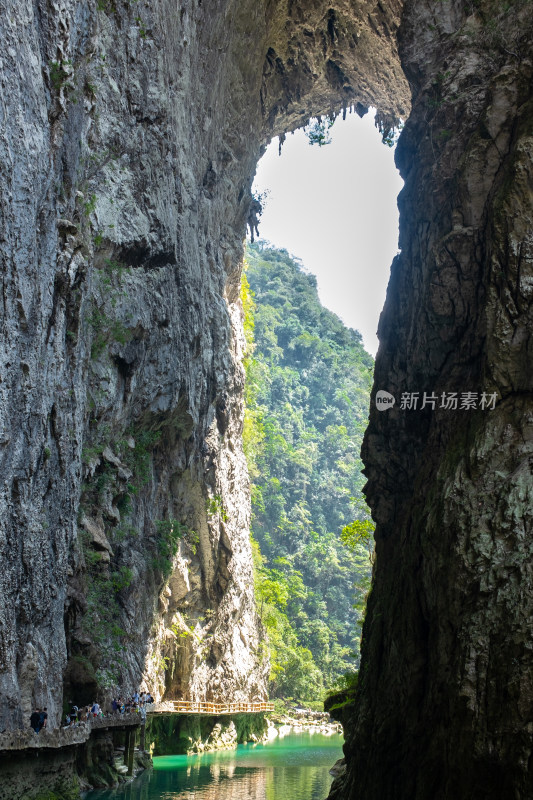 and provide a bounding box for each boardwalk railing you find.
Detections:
[149,701,274,715]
